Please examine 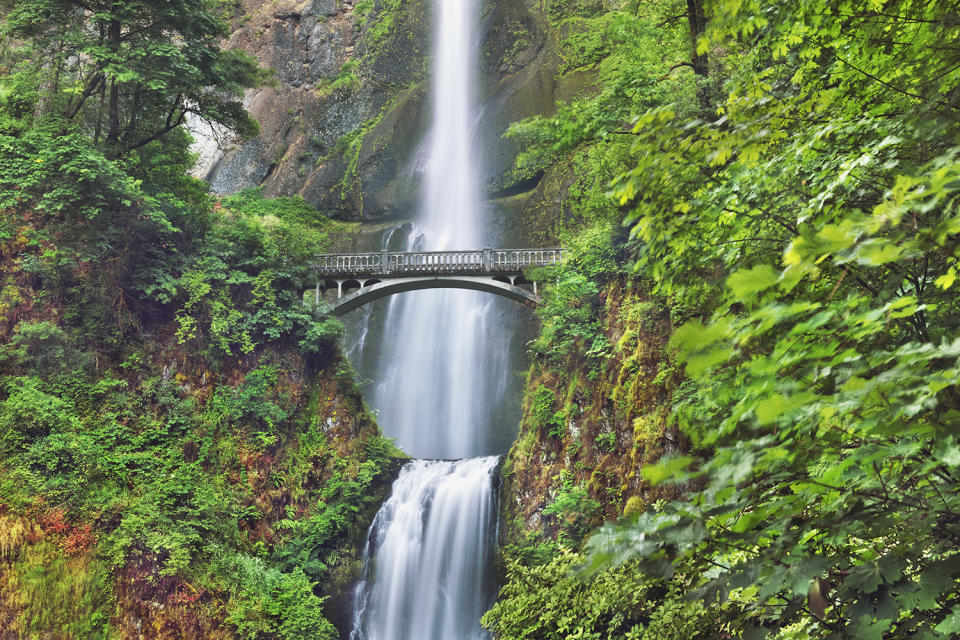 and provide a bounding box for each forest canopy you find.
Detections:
[493,0,960,639]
